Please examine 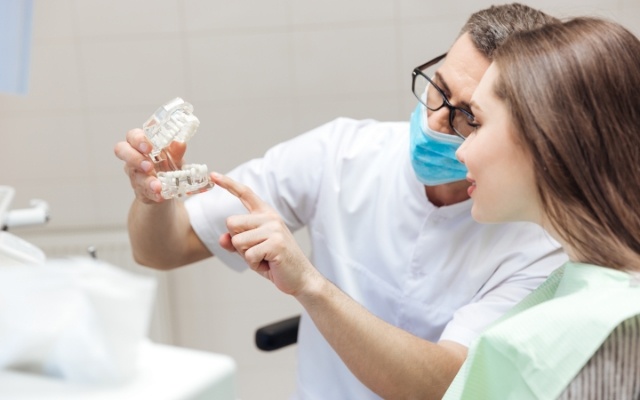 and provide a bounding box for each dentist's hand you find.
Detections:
[211,172,321,297]
[114,128,187,203]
